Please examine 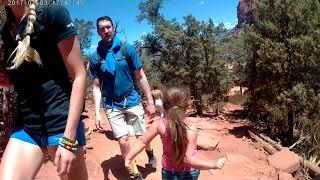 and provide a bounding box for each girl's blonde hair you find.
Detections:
[7,0,41,69]
[163,86,190,165]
